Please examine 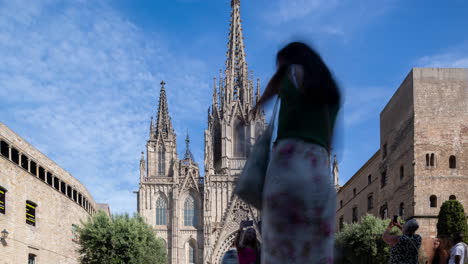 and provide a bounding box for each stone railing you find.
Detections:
[229,158,246,170]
